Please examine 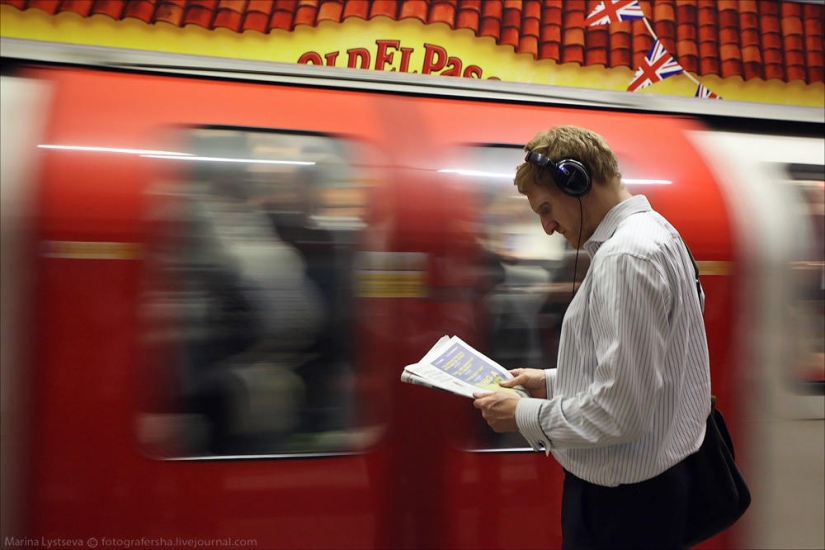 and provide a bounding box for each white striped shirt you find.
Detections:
[515,195,712,486]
